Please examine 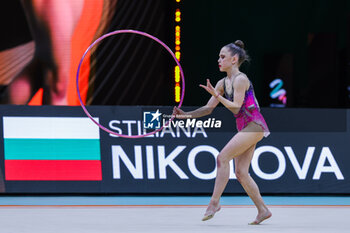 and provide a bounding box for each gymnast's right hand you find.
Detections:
[173,106,187,119]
